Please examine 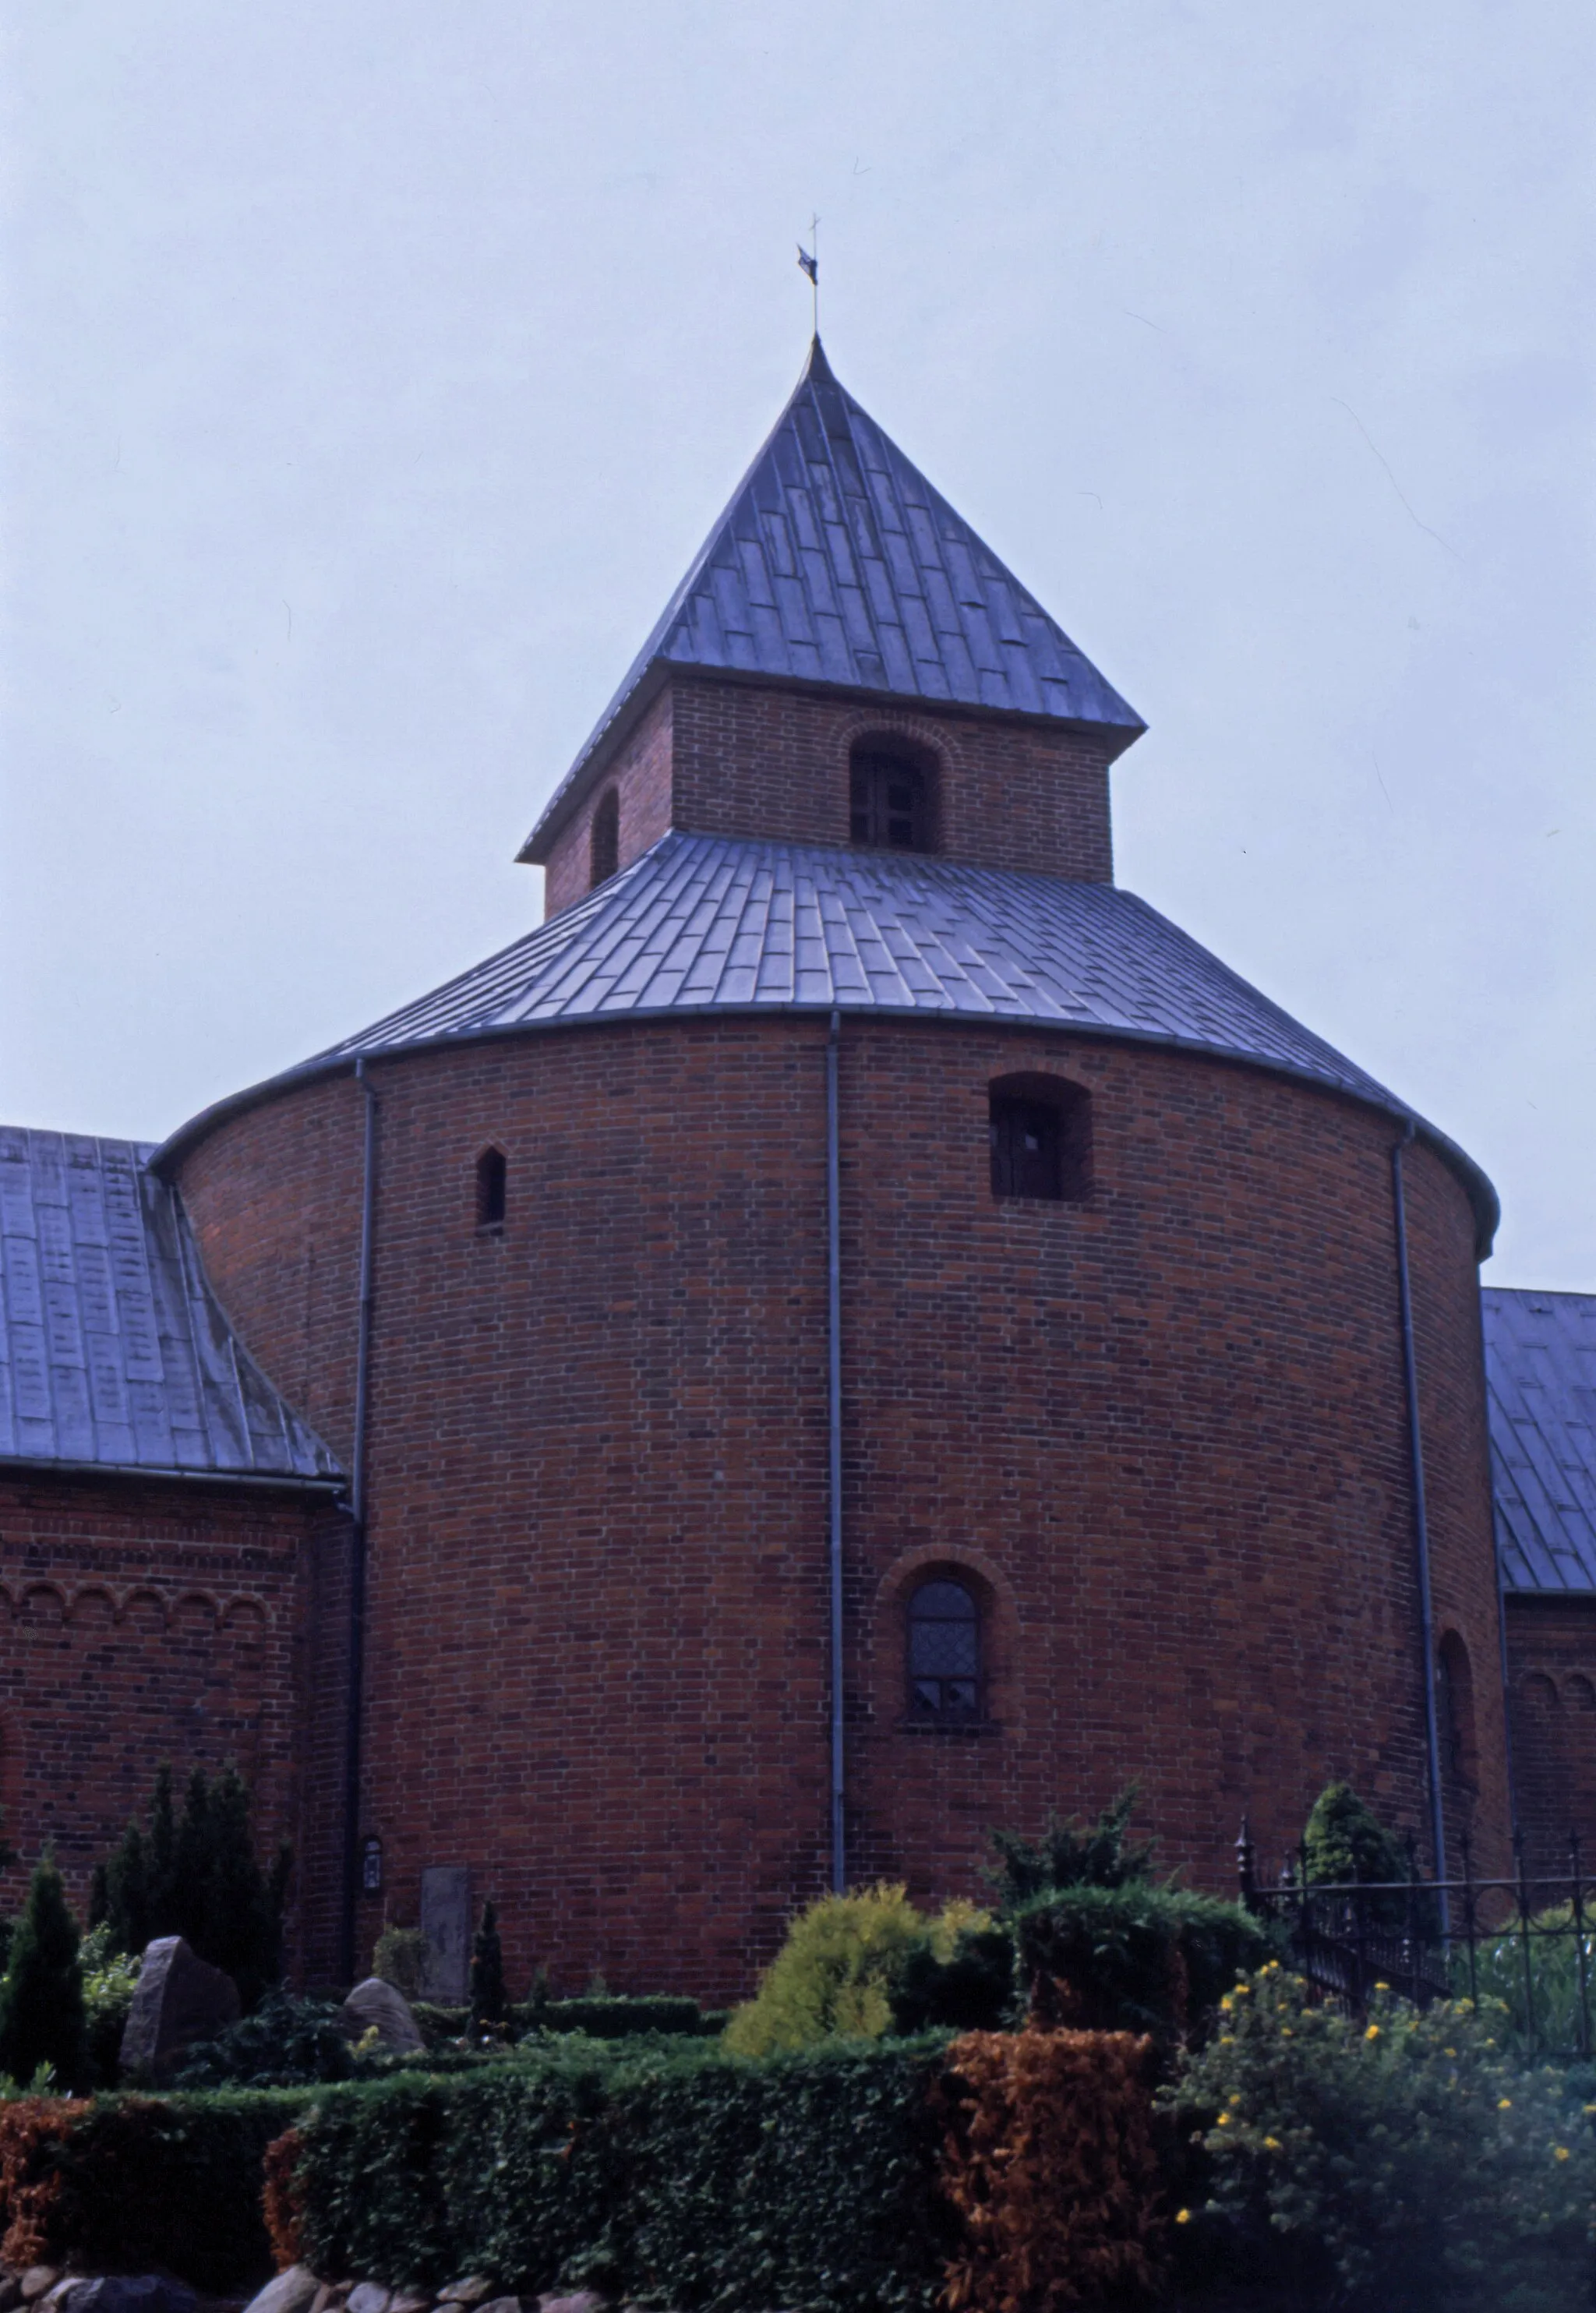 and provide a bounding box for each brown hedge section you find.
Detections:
[0,2089,307,2290]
